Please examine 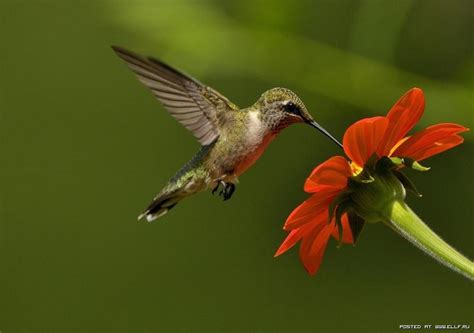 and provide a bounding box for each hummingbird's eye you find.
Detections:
[284,101,301,116]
